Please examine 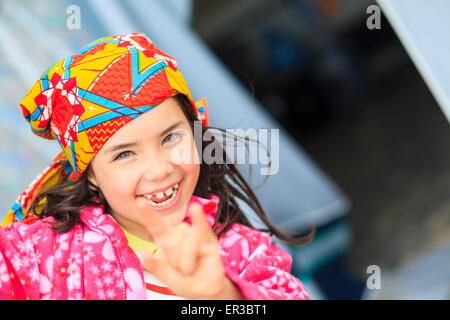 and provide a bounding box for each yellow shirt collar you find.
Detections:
[122,228,158,256]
